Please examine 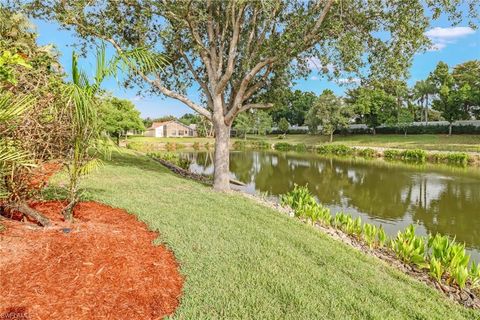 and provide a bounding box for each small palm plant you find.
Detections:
[62,44,168,220]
